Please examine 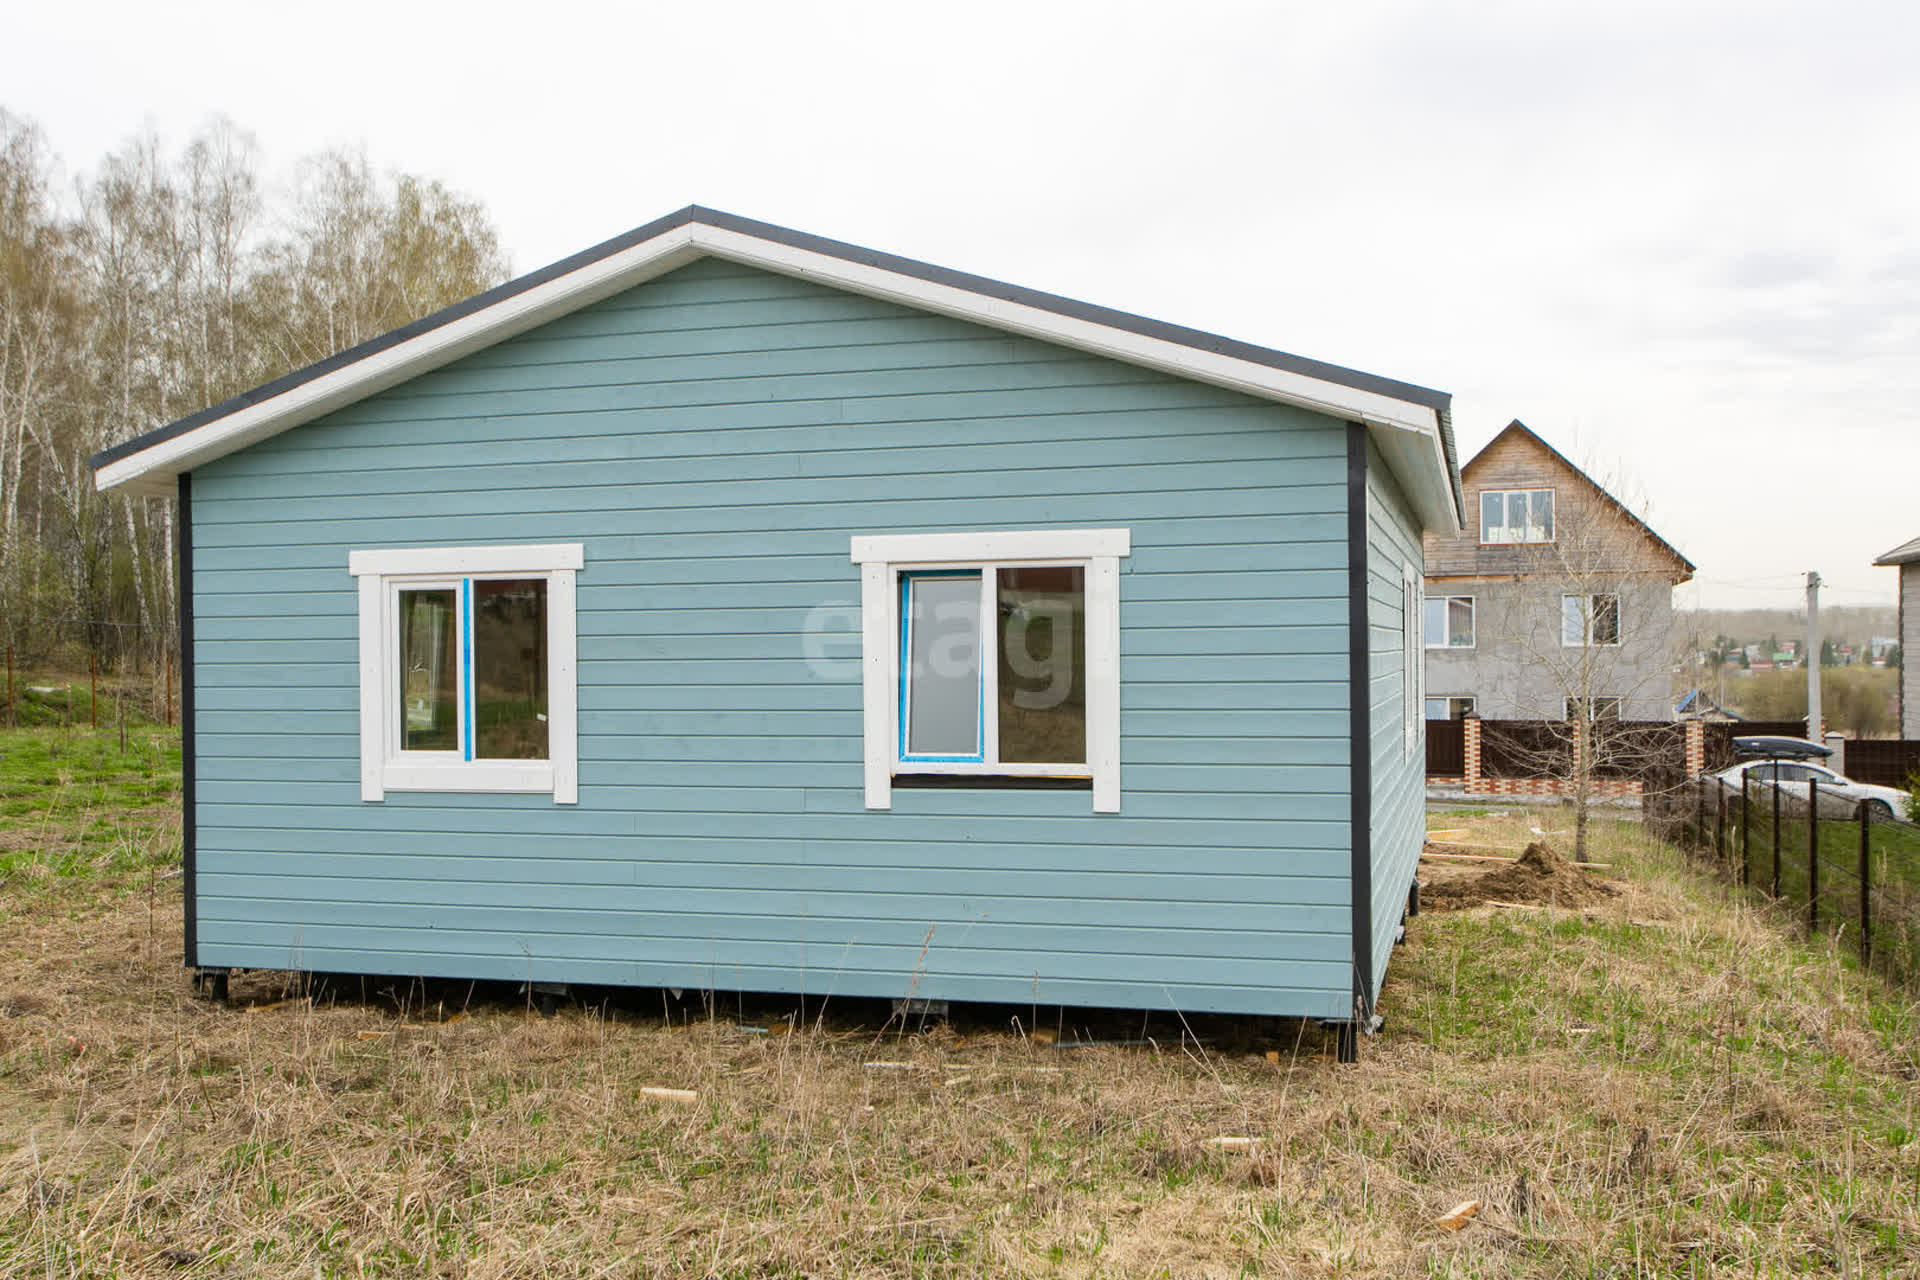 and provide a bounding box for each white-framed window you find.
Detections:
[850,529,1128,813]
[1425,696,1476,720]
[348,543,582,803]
[1423,595,1475,648]
[1565,696,1623,722]
[1402,564,1422,757]
[1479,488,1555,544]
[1561,593,1621,647]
